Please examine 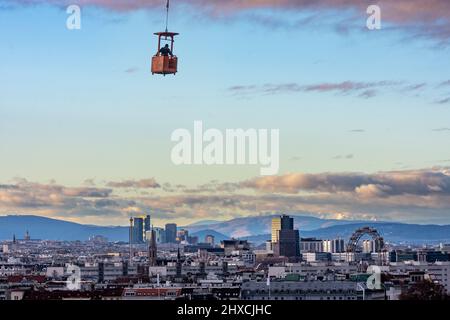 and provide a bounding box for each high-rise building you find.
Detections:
[271,217,281,243]
[148,229,157,266]
[323,239,345,253]
[205,235,215,246]
[129,218,133,263]
[272,215,300,258]
[187,236,198,245]
[177,229,189,242]
[165,223,177,243]
[272,215,294,243]
[132,217,144,244]
[300,238,323,253]
[151,227,166,244]
[144,215,151,233]
[362,239,374,253]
